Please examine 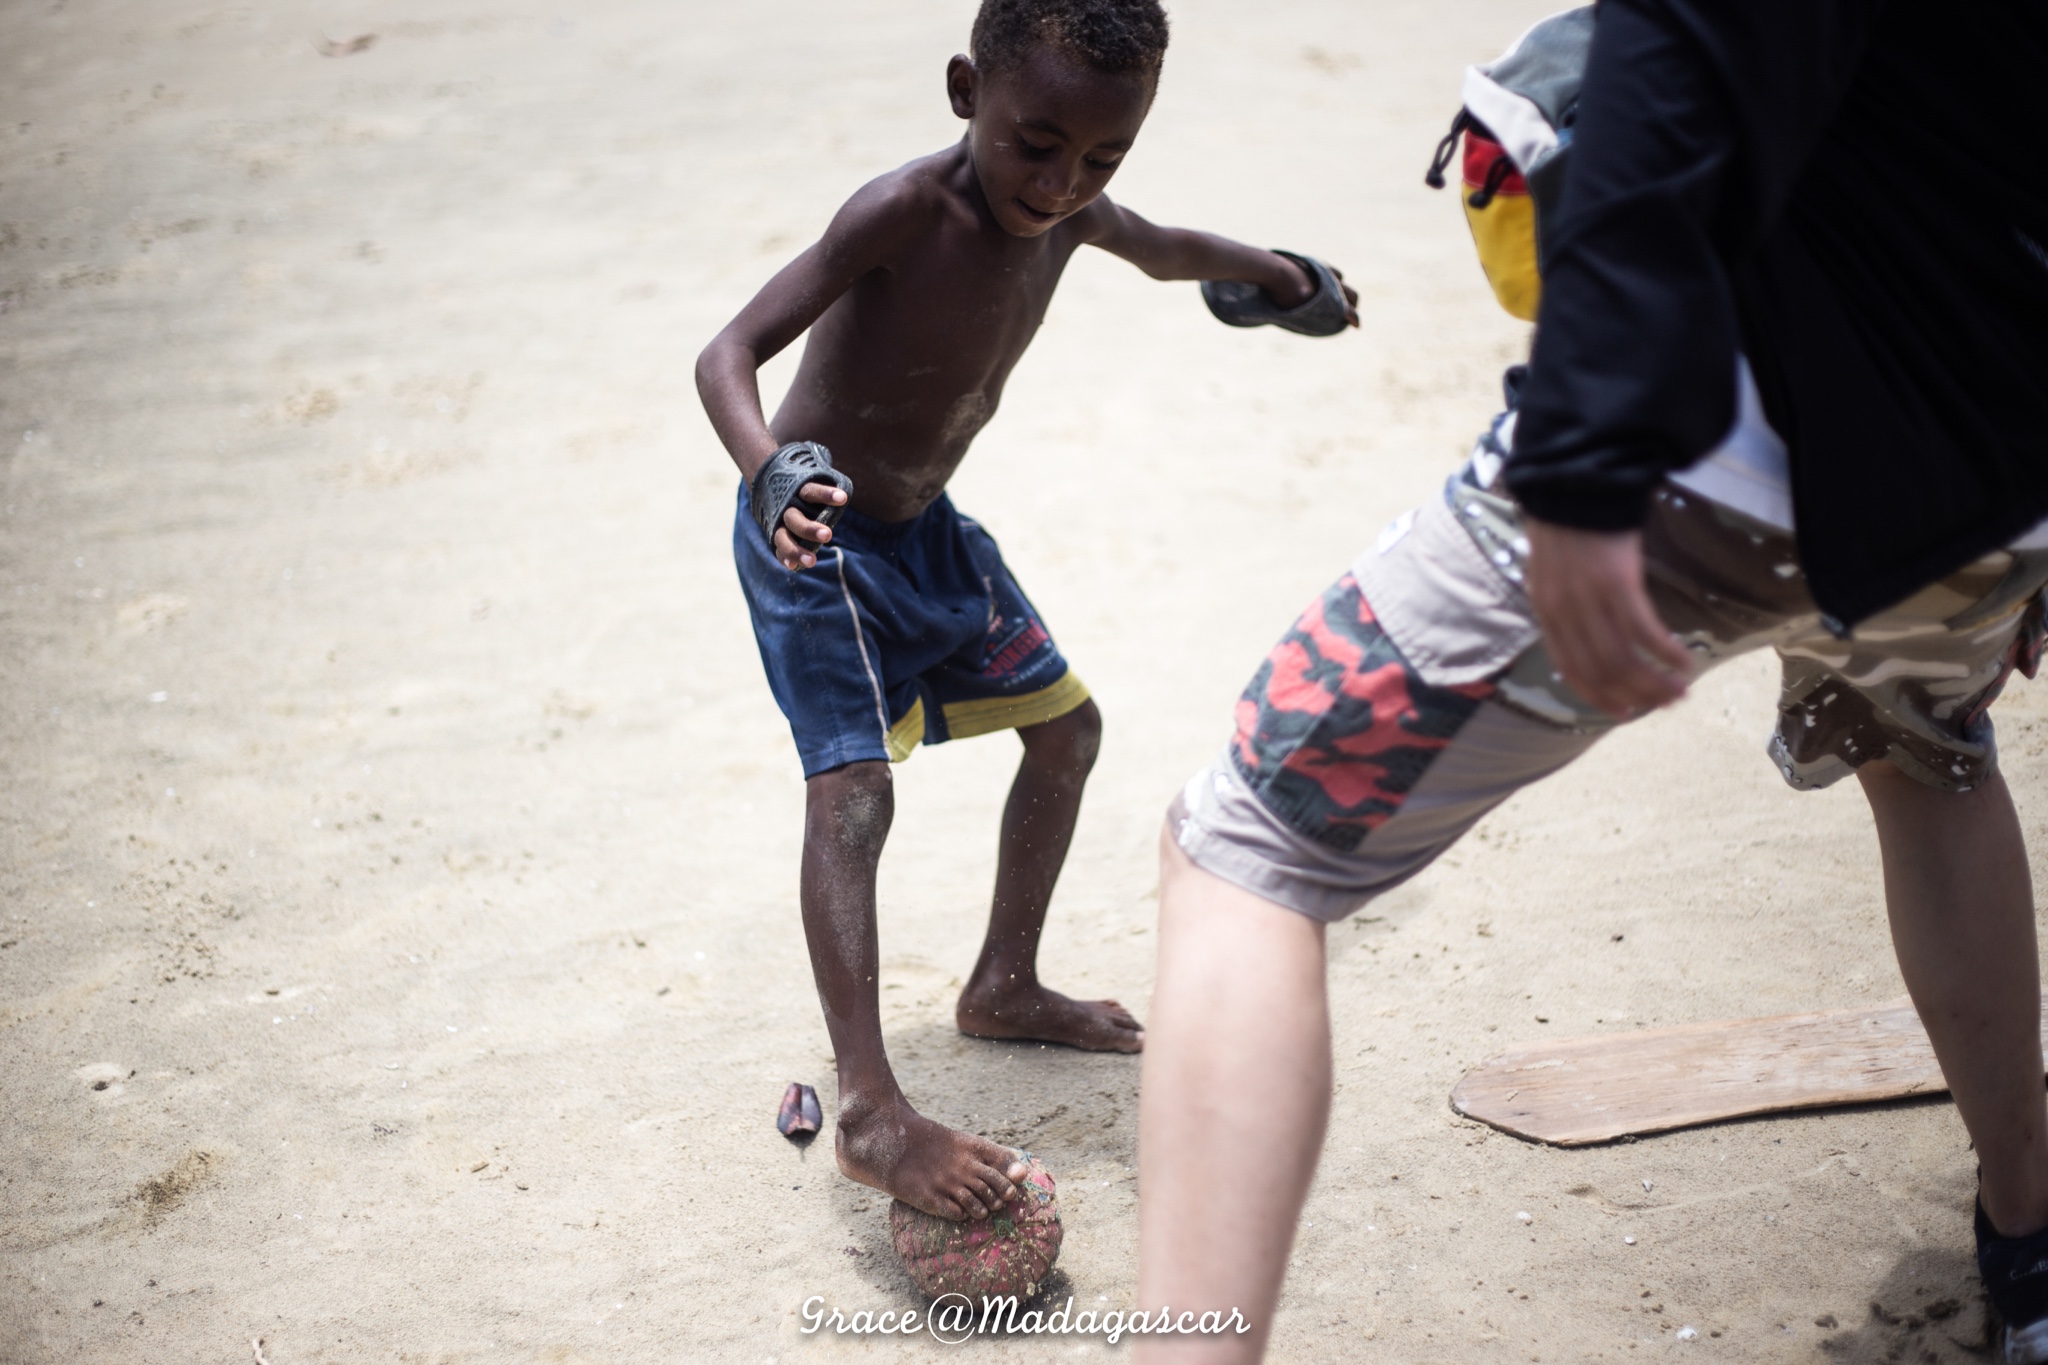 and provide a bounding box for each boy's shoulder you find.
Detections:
[832,145,976,240]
